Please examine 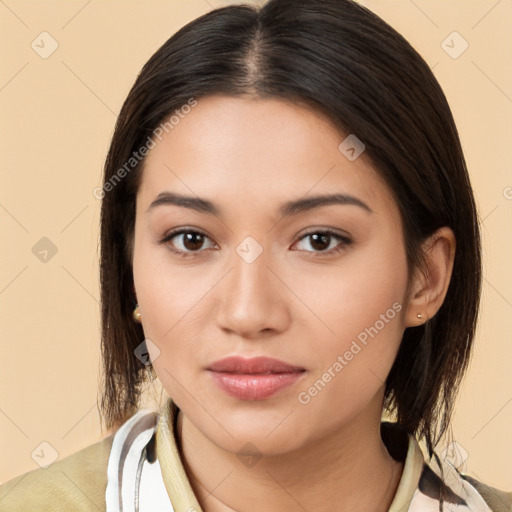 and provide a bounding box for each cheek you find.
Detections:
[292,234,408,404]
[297,235,406,335]
[132,237,218,393]
[133,227,208,333]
